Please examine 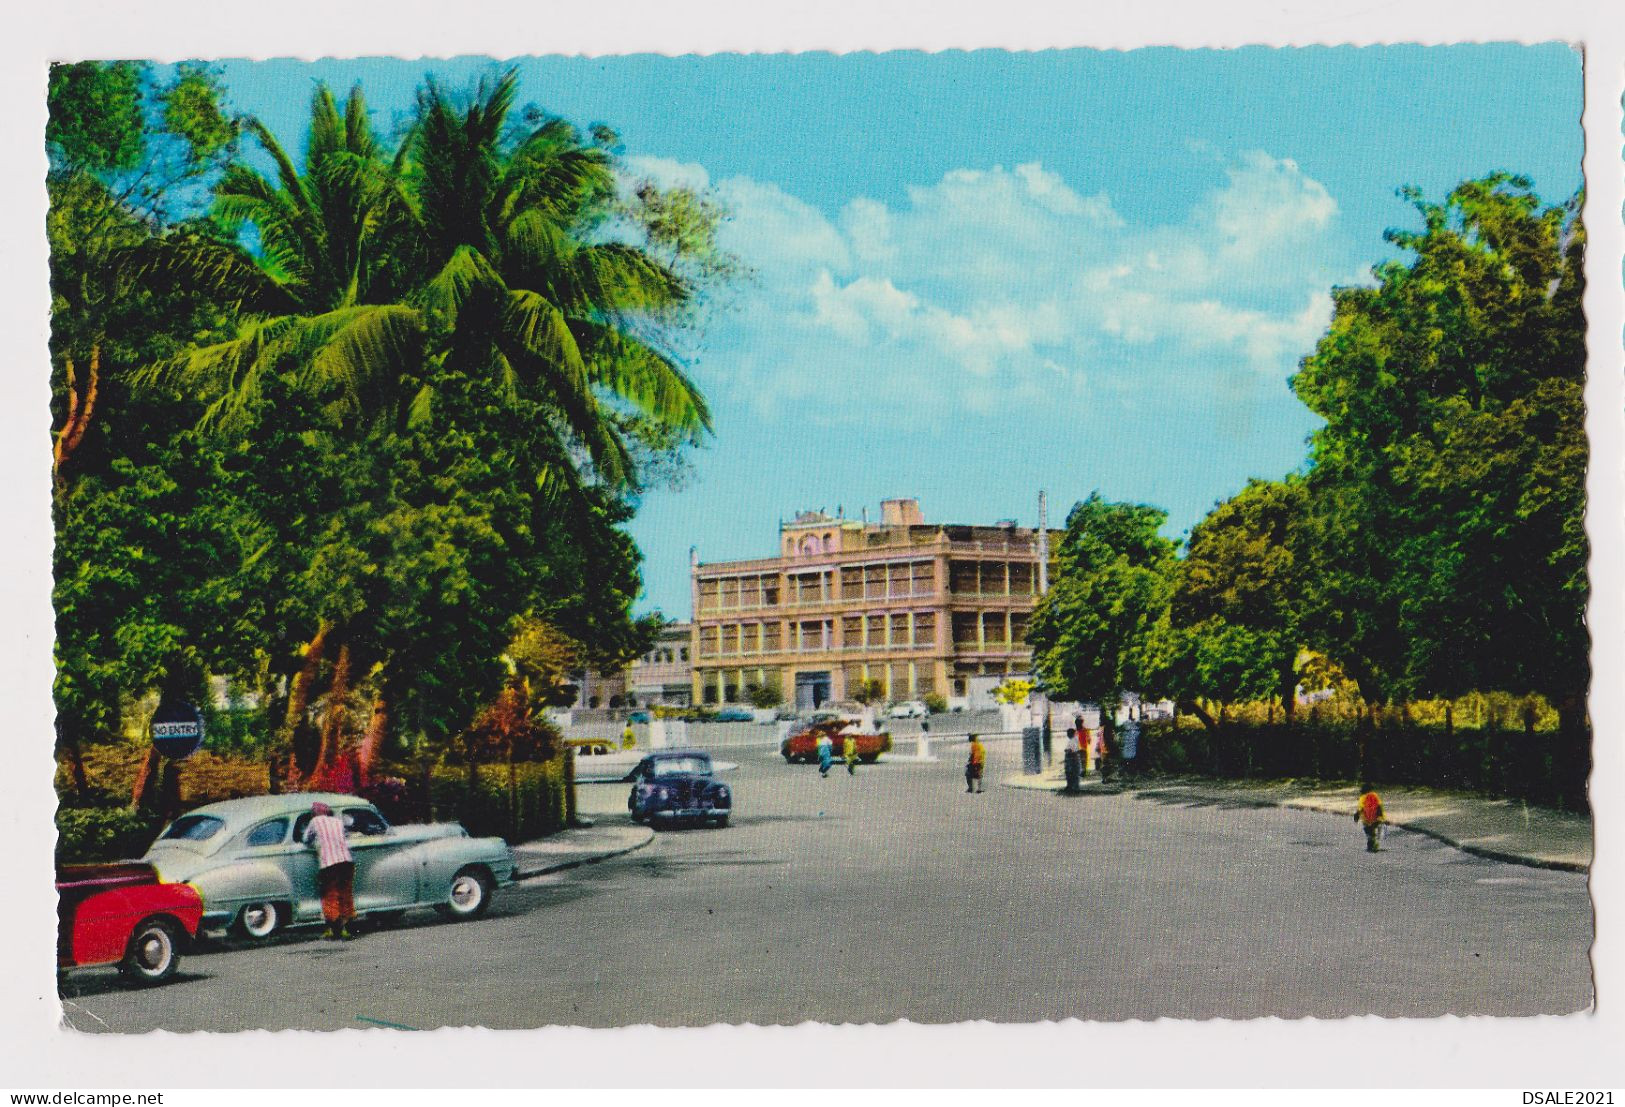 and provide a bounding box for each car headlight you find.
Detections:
[654,786,669,800]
